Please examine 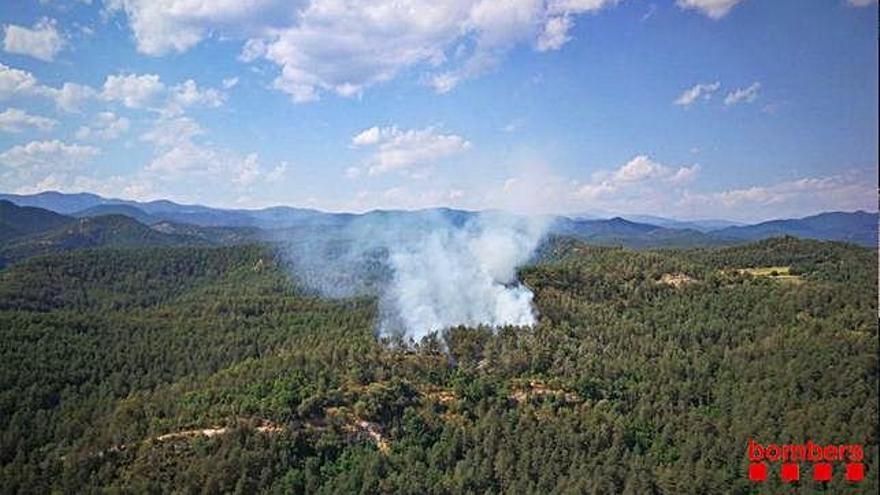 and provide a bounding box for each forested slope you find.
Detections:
[0,237,876,493]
